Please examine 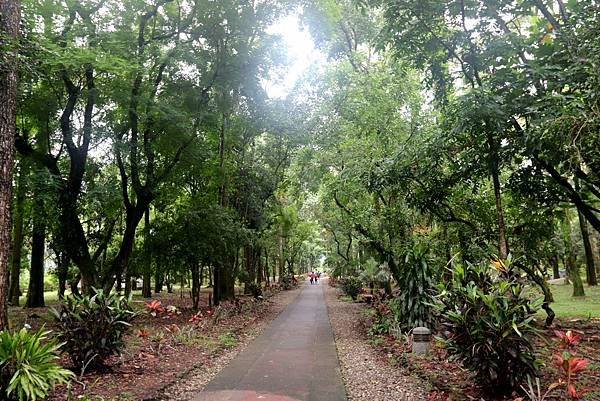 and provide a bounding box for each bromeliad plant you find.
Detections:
[0,327,74,401]
[145,300,181,319]
[51,289,137,373]
[432,258,543,396]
